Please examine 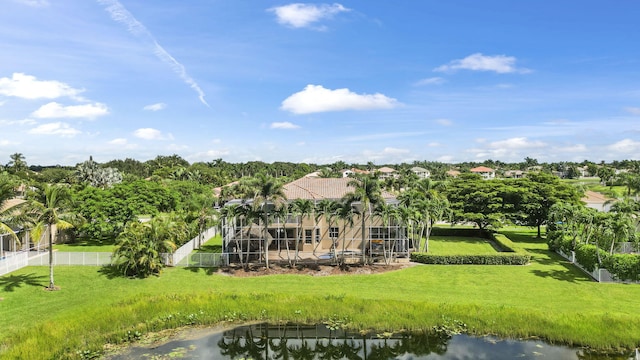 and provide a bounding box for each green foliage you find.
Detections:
[112,217,179,278]
[574,244,606,272]
[411,253,530,265]
[603,254,640,282]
